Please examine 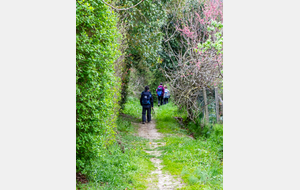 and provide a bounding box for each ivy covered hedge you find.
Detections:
[76,0,121,172]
